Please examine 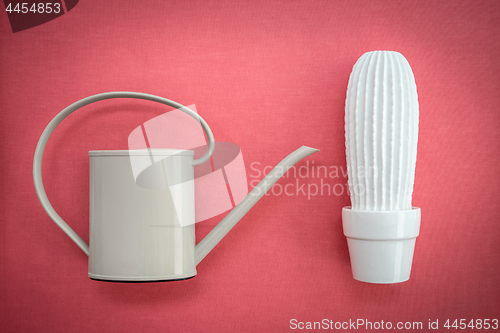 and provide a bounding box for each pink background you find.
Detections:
[1,1,499,332]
